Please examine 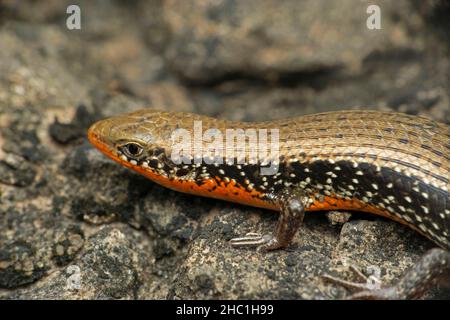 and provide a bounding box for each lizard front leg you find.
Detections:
[230,189,309,251]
